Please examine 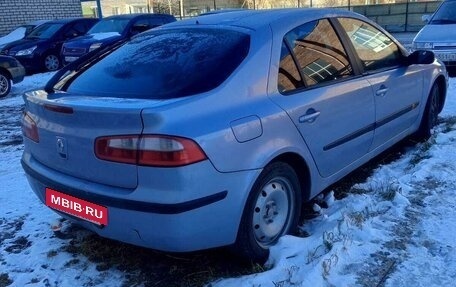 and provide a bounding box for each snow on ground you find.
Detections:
[0,73,455,287]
